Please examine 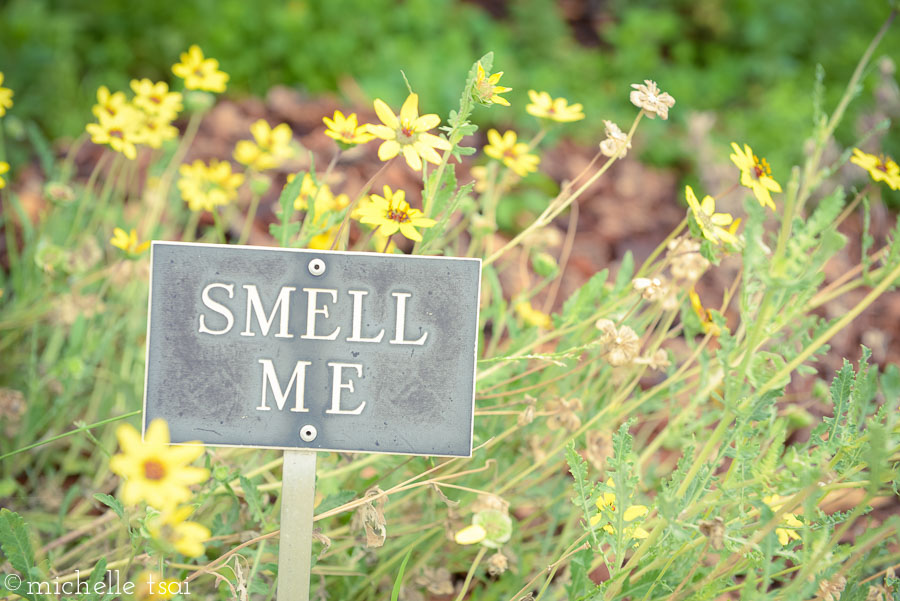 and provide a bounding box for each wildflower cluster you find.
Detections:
[109,419,211,558]
[86,81,183,159]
